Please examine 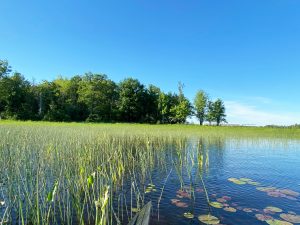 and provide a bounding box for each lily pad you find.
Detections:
[222,196,232,201]
[209,201,223,208]
[257,187,277,192]
[217,198,227,203]
[198,214,220,224]
[175,201,188,208]
[171,199,180,204]
[278,189,299,197]
[224,207,236,212]
[280,213,300,223]
[176,190,191,199]
[255,214,274,221]
[183,212,194,219]
[243,208,253,213]
[266,219,293,225]
[228,178,246,185]
[248,181,260,186]
[240,178,252,182]
[264,206,283,213]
